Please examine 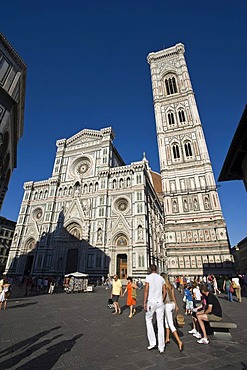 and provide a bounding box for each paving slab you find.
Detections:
[0,285,246,369]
